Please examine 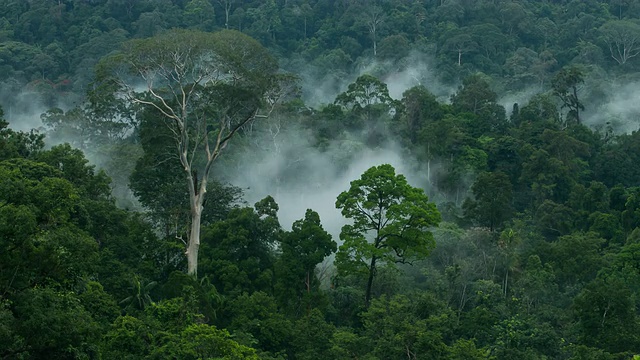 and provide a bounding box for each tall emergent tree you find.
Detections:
[95,29,284,277]
[335,164,441,306]
[552,66,585,124]
[599,20,640,65]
